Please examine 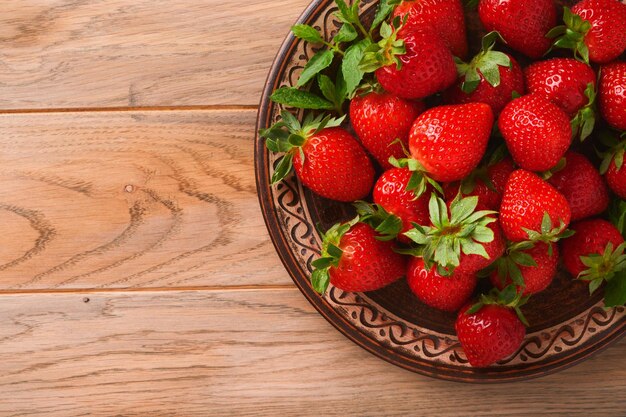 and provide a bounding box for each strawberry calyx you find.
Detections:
[547,7,593,64]
[570,82,597,142]
[492,241,539,289]
[310,216,360,294]
[360,18,407,73]
[522,212,575,255]
[578,242,626,303]
[466,285,530,326]
[539,157,567,181]
[599,131,626,176]
[455,31,512,94]
[354,201,403,241]
[403,193,497,276]
[459,165,496,195]
[389,156,444,198]
[260,110,345,184]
